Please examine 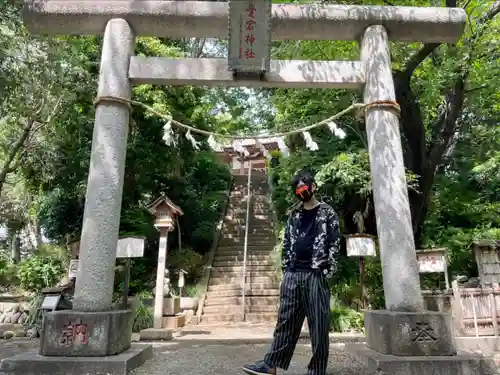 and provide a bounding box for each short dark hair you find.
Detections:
[291,168,315,189]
